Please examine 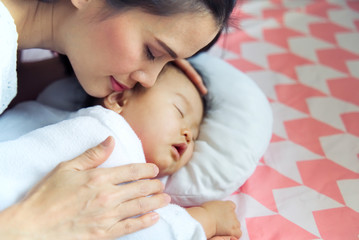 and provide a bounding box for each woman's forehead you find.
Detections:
[139,11,219,58]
